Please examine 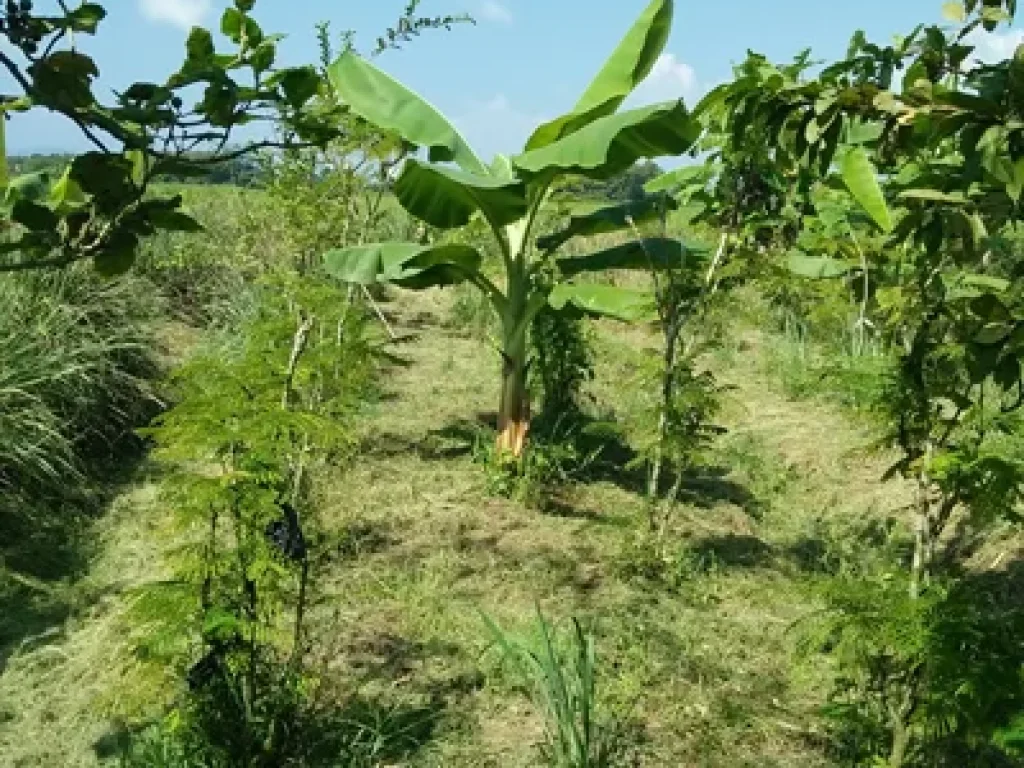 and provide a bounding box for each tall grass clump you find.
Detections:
[0,267,161,657]
[484,609,630,768]
[0,267,160,526]
[135,184,259,327]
